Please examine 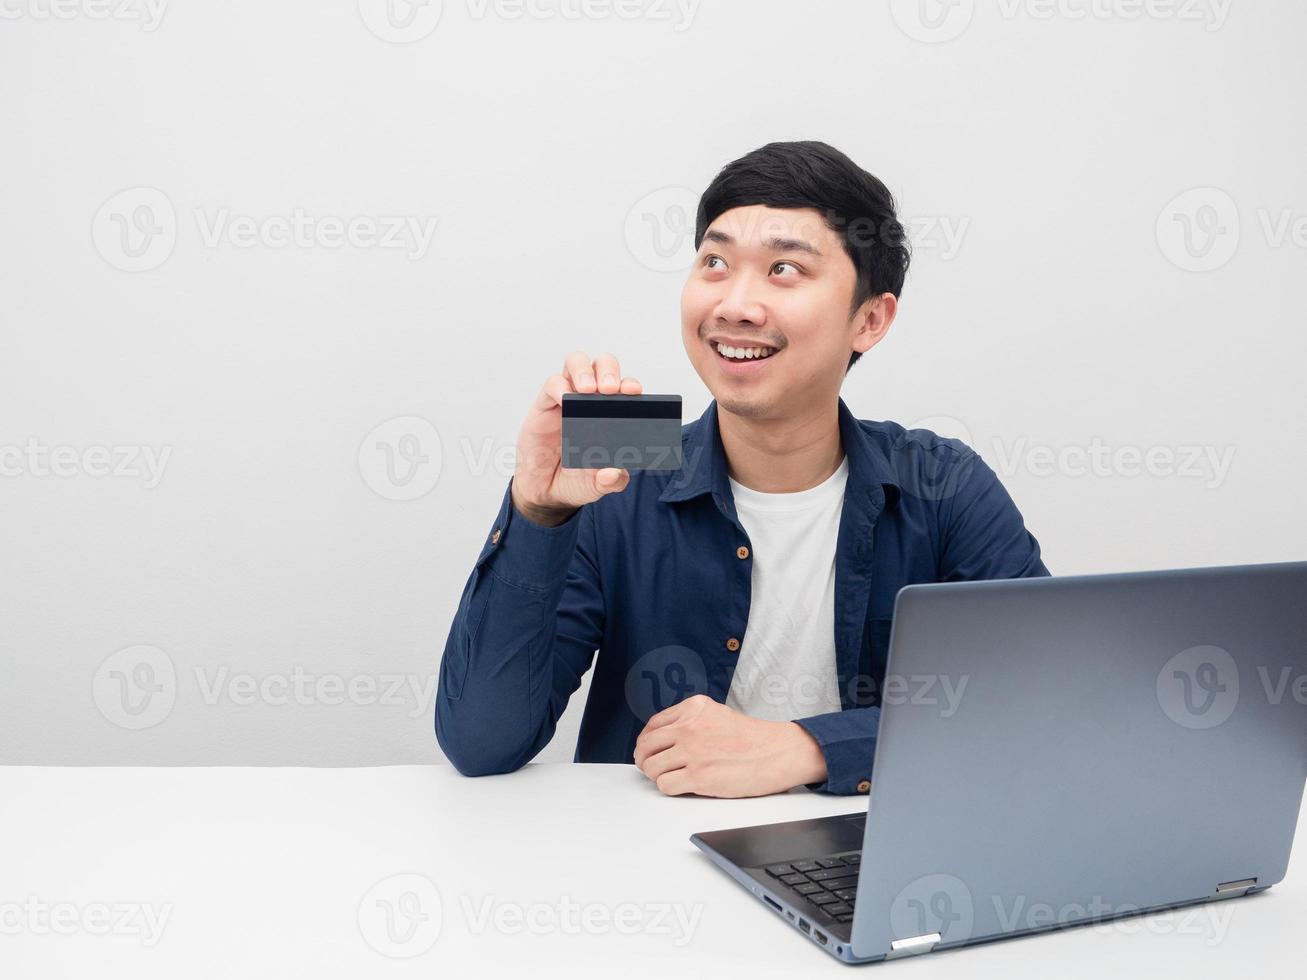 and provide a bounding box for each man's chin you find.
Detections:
[694,363,777,420]
[715,392,774,421]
